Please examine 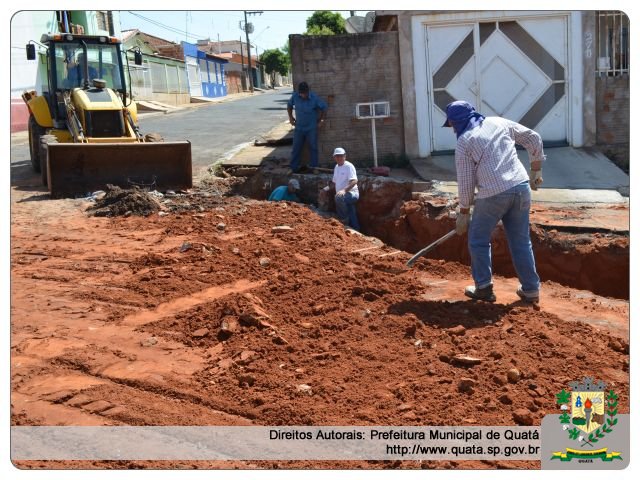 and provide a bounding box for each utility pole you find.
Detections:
[243,10,263,93]
[239,36,246,91]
